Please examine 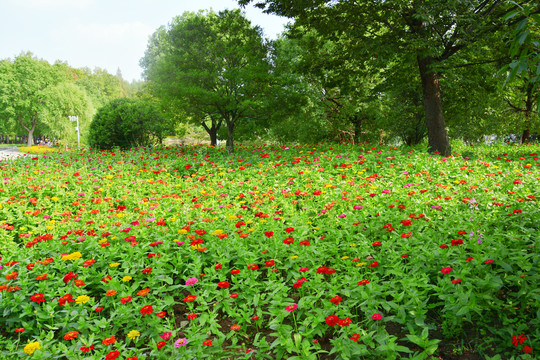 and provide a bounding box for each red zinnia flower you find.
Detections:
[30,293,46,303]
[326,315,339,326]
[142,267,153,274]
[351,334,360,341]
[58,294,74,306]
[183,294,196,303]
[264,231,273,237]
[523,346,533,354]
[358,279,370,285]
[203,340,213,346]
[339,318,352,327]
[105,350,120,360]
[230,269,240,275]
[157,341,166,349]
[440,267,453,274]
[512,334,527,347]
[401,232,412,238]
[330,296,343,304]
[452,279,462,284]
[80,344,94,353]
[15,328,25,333]
[264,260,275,267]
[63,272,78,283]
[187,312,197,320]
[230,324,241,331]
[140,305,154,316]
[121,296,132,304]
